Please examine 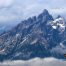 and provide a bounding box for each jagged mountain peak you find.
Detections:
[57,15,62,18]
[42,9,49,15]
[37,9,53,23]
[0,9,66,61]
